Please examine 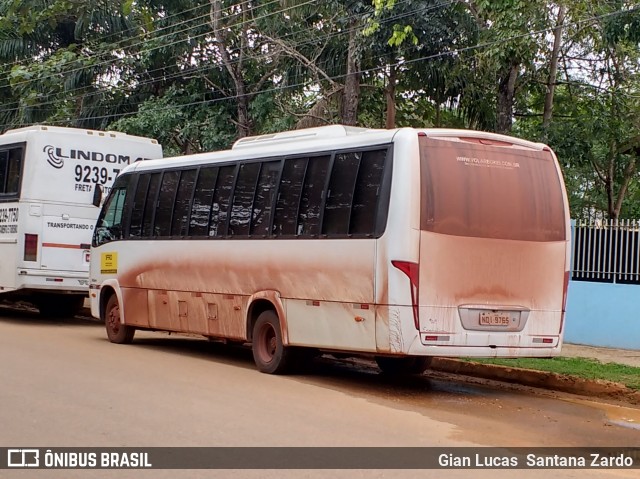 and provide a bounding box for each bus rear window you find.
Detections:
[419,136,566,242]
